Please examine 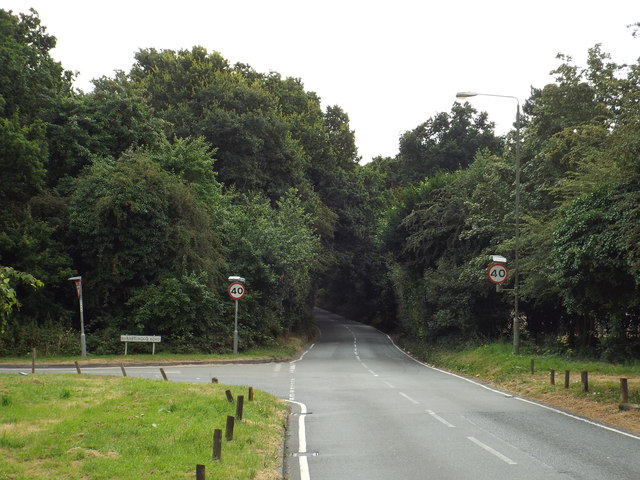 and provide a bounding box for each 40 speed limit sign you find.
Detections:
[487,263,509,284]
[228,282,246,300]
